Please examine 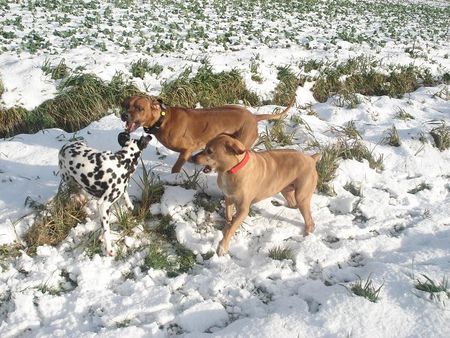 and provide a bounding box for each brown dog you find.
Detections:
[191,134,320,256]
[121,95,295,173]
